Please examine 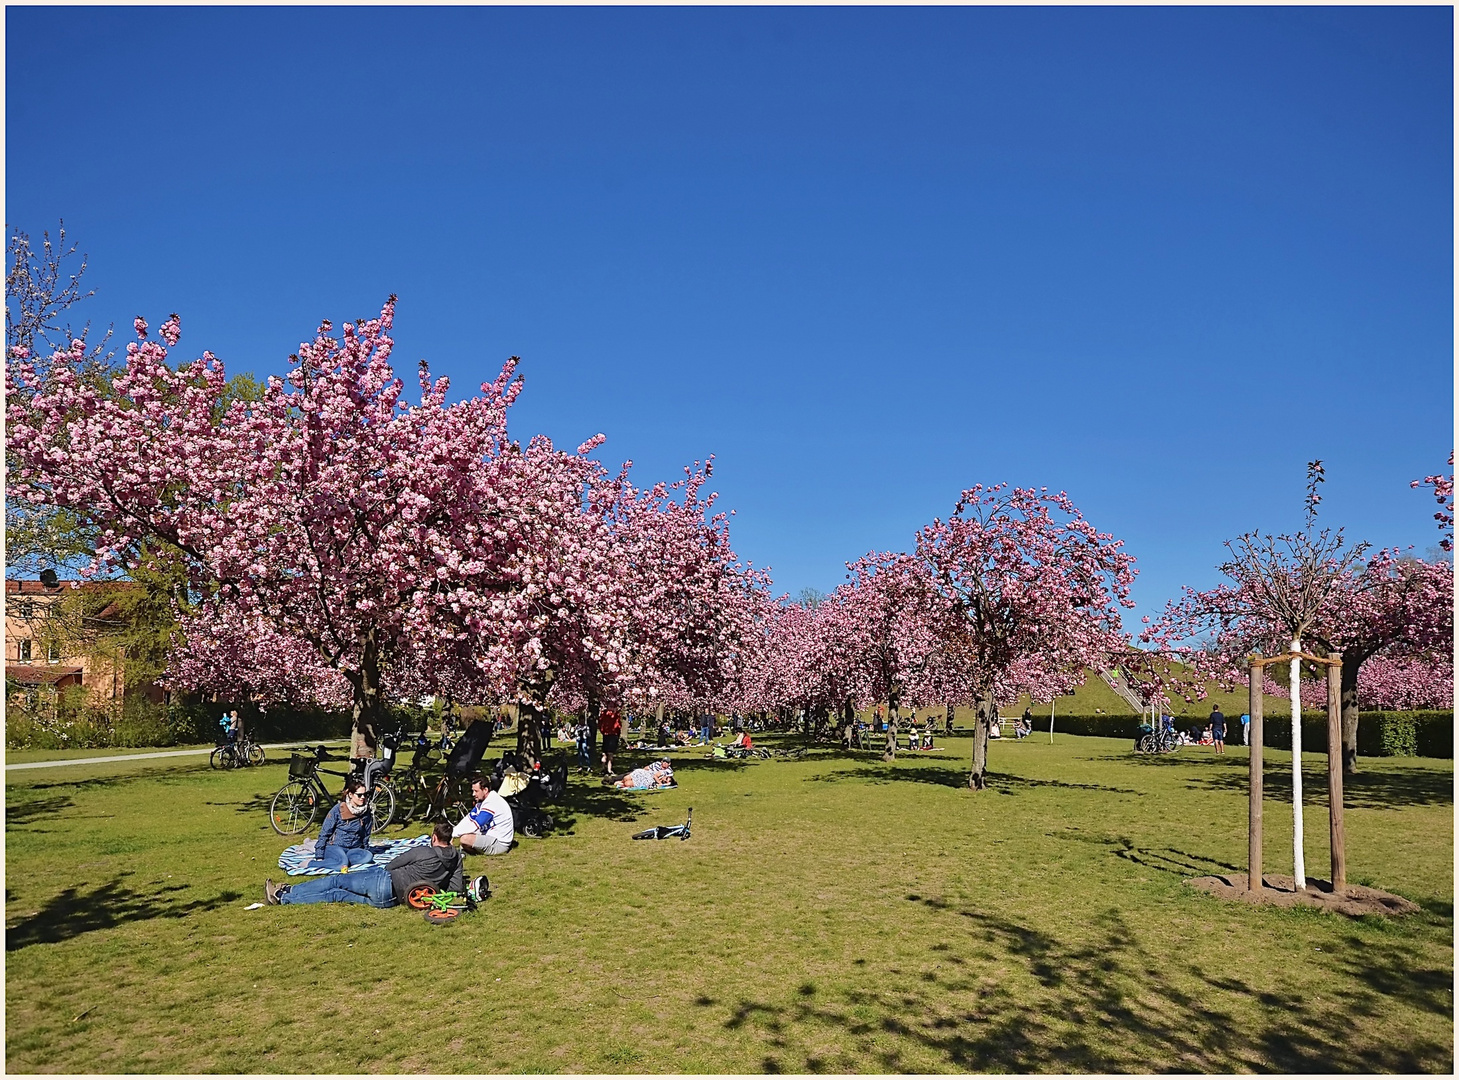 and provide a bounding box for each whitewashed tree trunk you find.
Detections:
[1289,636,1306,891]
